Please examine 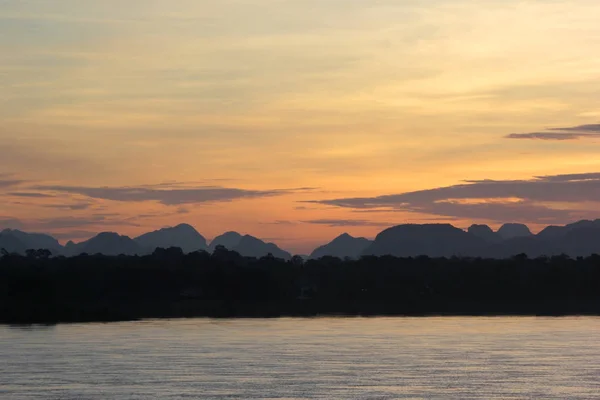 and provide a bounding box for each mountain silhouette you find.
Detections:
[467,224,501,243]
[537,219,600,240]
[135,223,207,253]
[209,231,243,252]
[497,223,532,240]
[65,232,143,256]
[232,235,291,260]
[0,232,28,254]
[208,231,290,259]
[310,233,372,259]
[4,219,600,259]
[527,219,600,257]
[362,224,485,258]
[0,229,62,254]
